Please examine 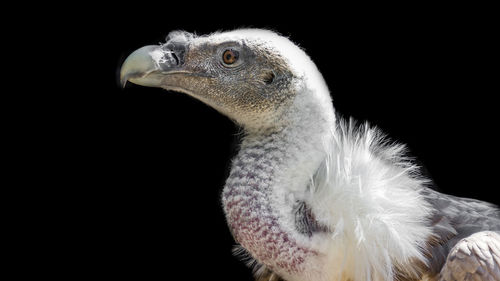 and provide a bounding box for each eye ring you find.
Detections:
[222,49,239,65]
